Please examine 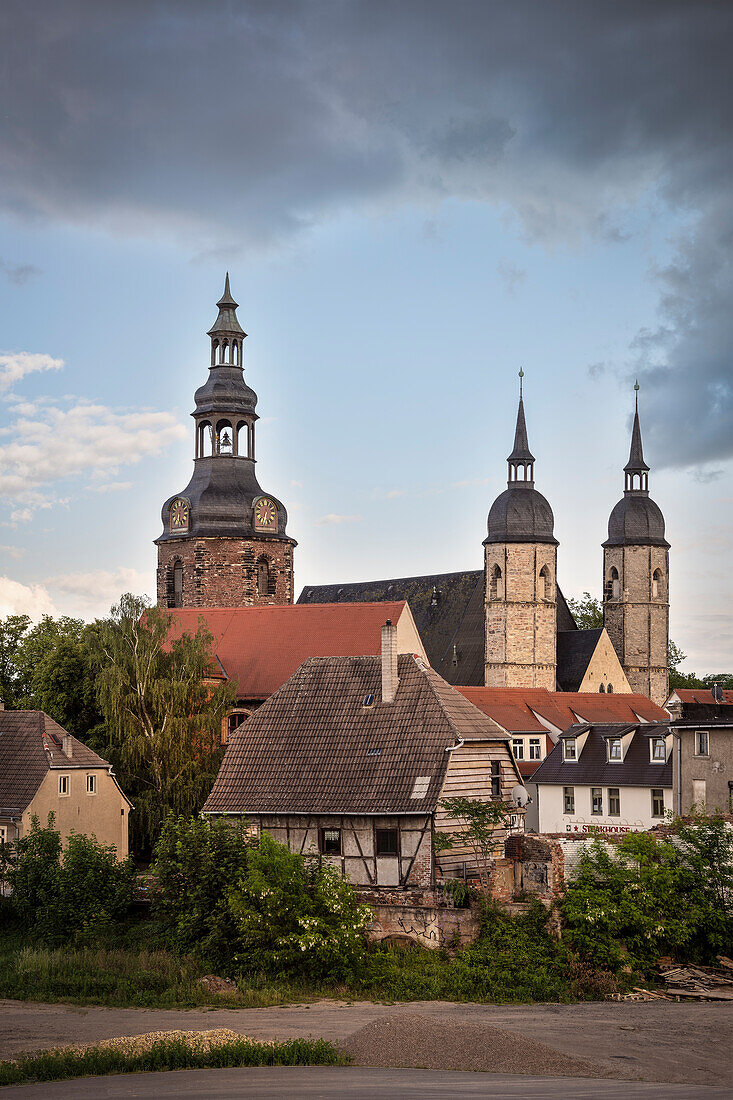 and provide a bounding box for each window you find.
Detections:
[489,564,503,601]
[609,567,620,600]
[512,738,524,760]
[58,775,70,797]
[491,761,501,798]
[608,788,620,816]
[695,731,709,757]
[86,774,97,795]
[591,788,603,815]
[256,557,272,597]
[0,825,7,842]
[608,738,622,761]
[539,564,551,600]
[598,683,605,693]
[651,789,665,818]
[320,828,341,855]
[228,712,248,740]
[529,738,541,760]
[563,786,575,814]
[563,738,577,761]
[651,737,667,761]
[173,560,183,609]
[652,569,663,599]
[607,684,614,694]
[375,828,399,857]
